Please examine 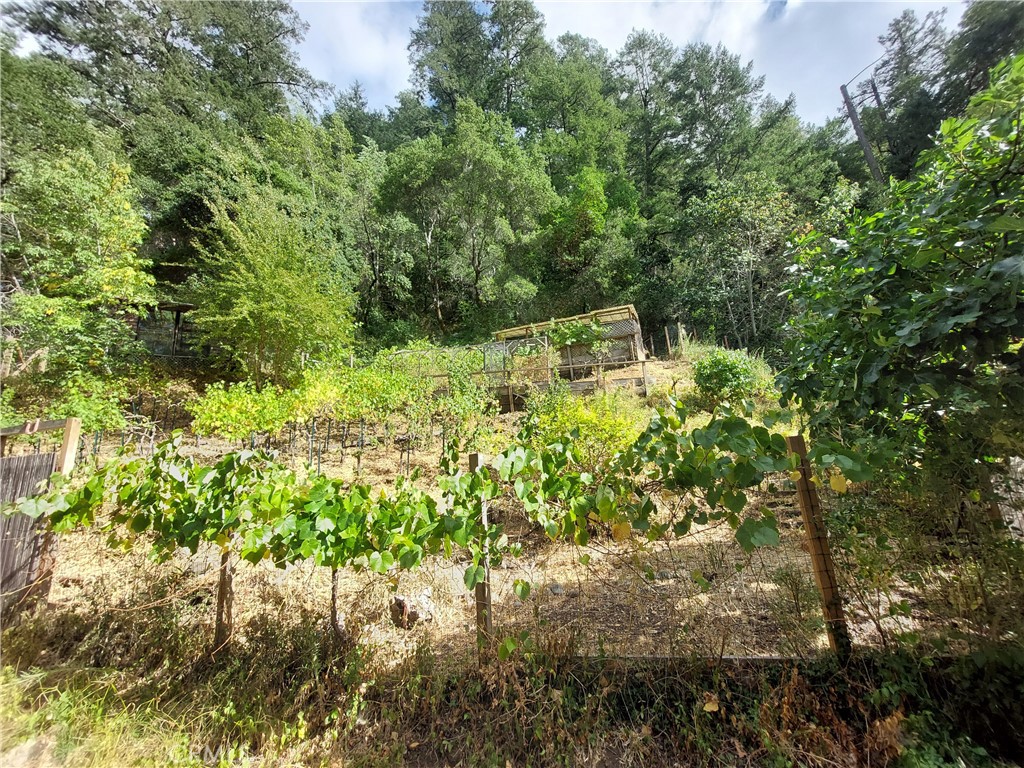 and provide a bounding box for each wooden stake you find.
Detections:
[18,419,81,613]
[213,549,234,657]
[664,326,672,358]
[469,453,492,662]
[786,435,852,660]
[54,418,80,476]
